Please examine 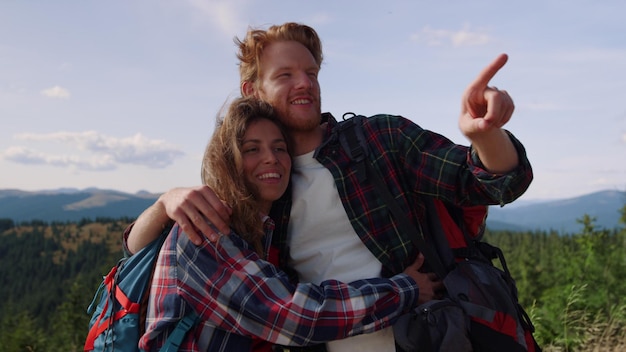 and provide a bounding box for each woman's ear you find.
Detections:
[242,81,255,97]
